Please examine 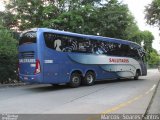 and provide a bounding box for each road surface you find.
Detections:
[0,69,159,120]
